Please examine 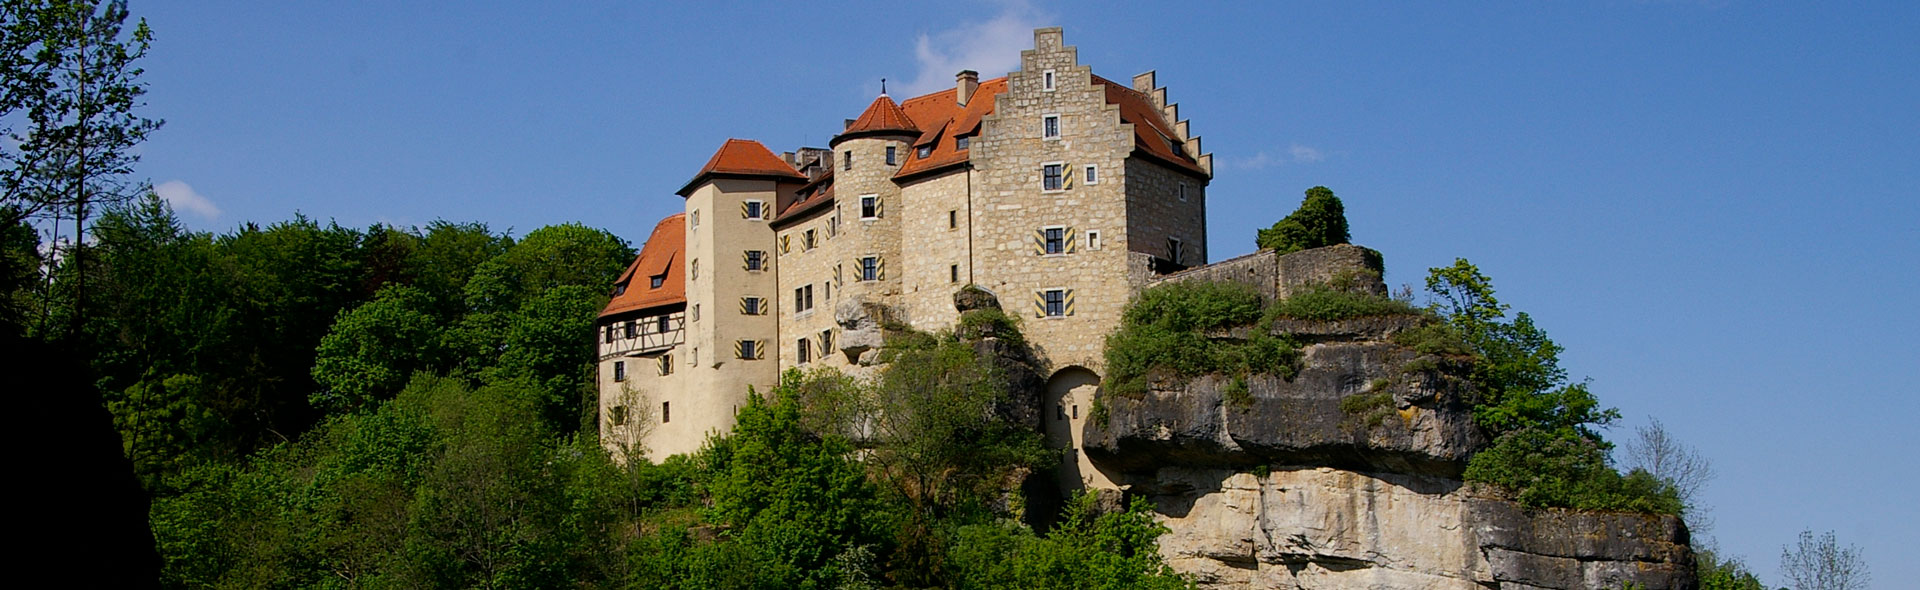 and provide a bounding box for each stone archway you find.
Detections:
[1045,366,1115,494]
